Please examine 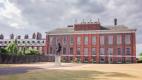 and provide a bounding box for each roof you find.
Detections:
[46,25,136,35]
